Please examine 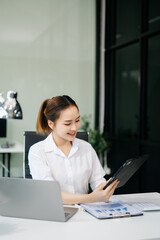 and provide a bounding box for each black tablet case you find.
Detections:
[103,154,149,189]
